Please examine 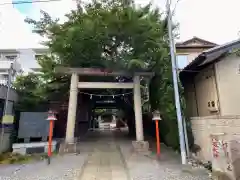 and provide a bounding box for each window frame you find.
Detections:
[176,54,189,70]
[4,54,17,61]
